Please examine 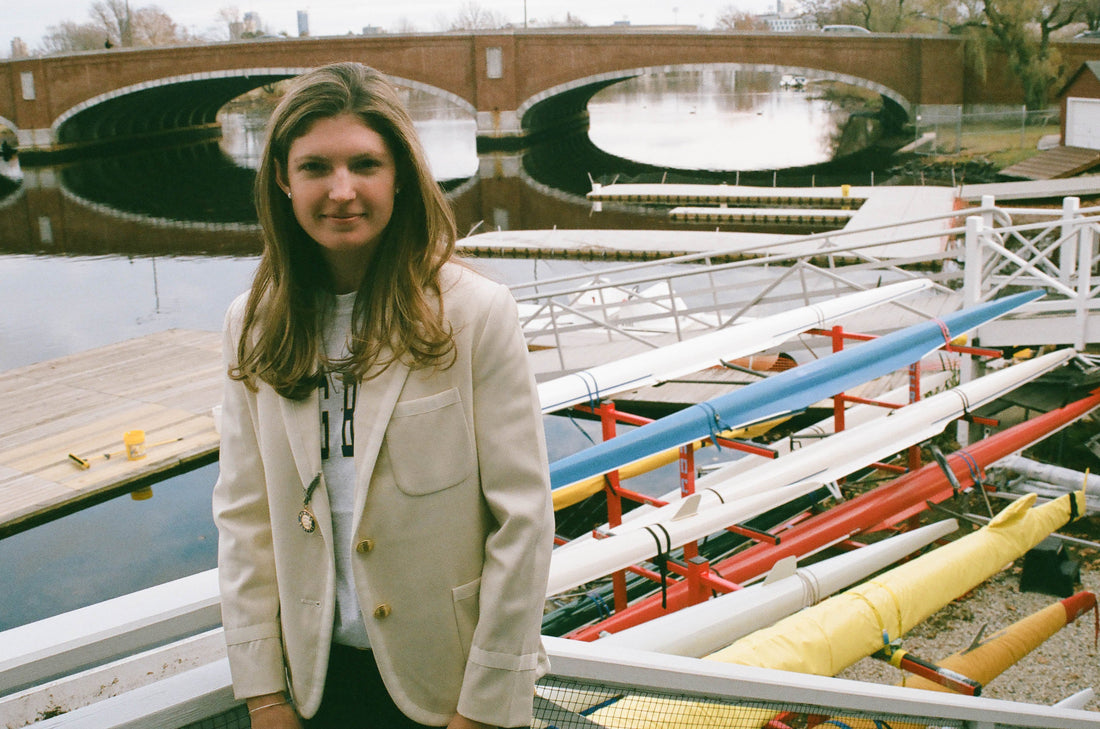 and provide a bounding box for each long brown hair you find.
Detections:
[232,63,457,399]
